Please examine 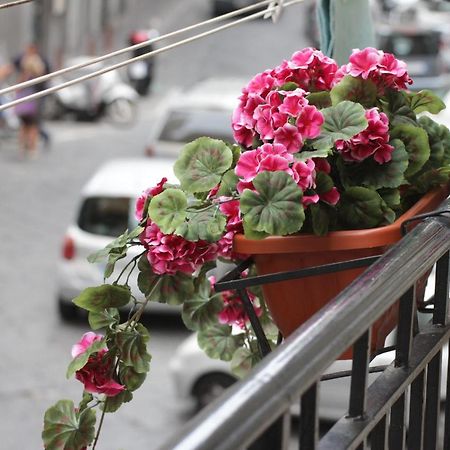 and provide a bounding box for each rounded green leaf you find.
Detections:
[116,323,151,373]
[148,188,187,234]
[182,278,223,331]
[407,90,446,114]
[240,171,305,236]
[230,345,261,378]
[306,91,332,108]
[73,284,131,313]
[174,137,233,193]
[101,390,133,413]
[176,208,226,242]
[319,100,368,144]
[119,365,147,391]
[390,124,430,177]
[330,76,377,108]
[42,400,96,450]
[197,324,245,362]
[88,308,120,330]
[338,187,395,229]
